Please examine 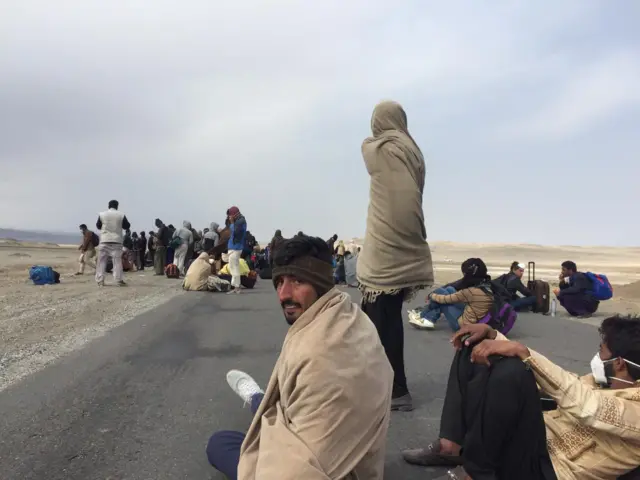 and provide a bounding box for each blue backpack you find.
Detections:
[585,272,613,301]
[29,265,57,285]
